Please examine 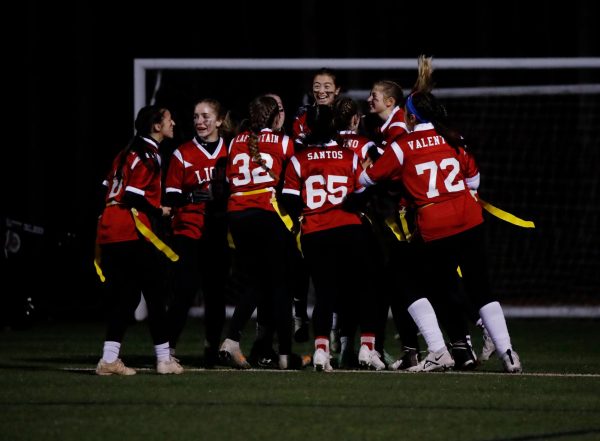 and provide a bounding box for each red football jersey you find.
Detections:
[360,123,483,241]
[97,137,162,244]
[227,129,293,212]
[282,141,363,235]
[165,137,228,239]
[292,109,308,145]
[339,130,381,161]
[379,106,408,147]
